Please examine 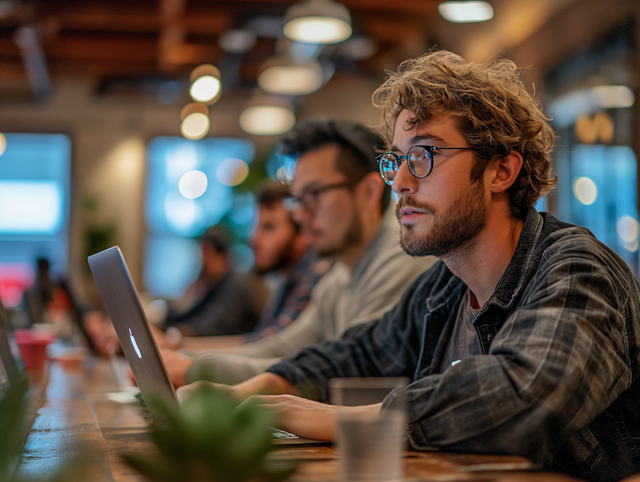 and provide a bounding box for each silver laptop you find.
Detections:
[88,246,327,445]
